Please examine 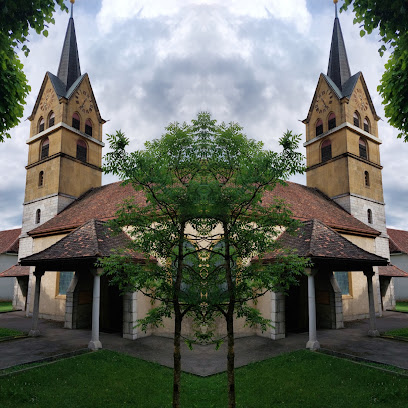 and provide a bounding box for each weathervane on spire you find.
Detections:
[70,0,75,18]
[334,0,338,18]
